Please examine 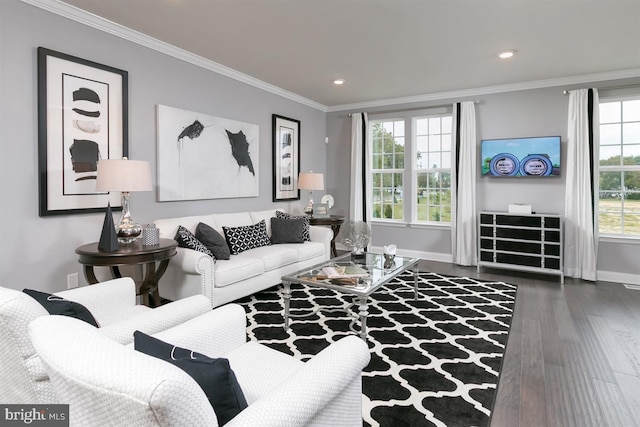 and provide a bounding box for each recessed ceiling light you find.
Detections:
[333,79,345,85]
[497,50,516,59]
